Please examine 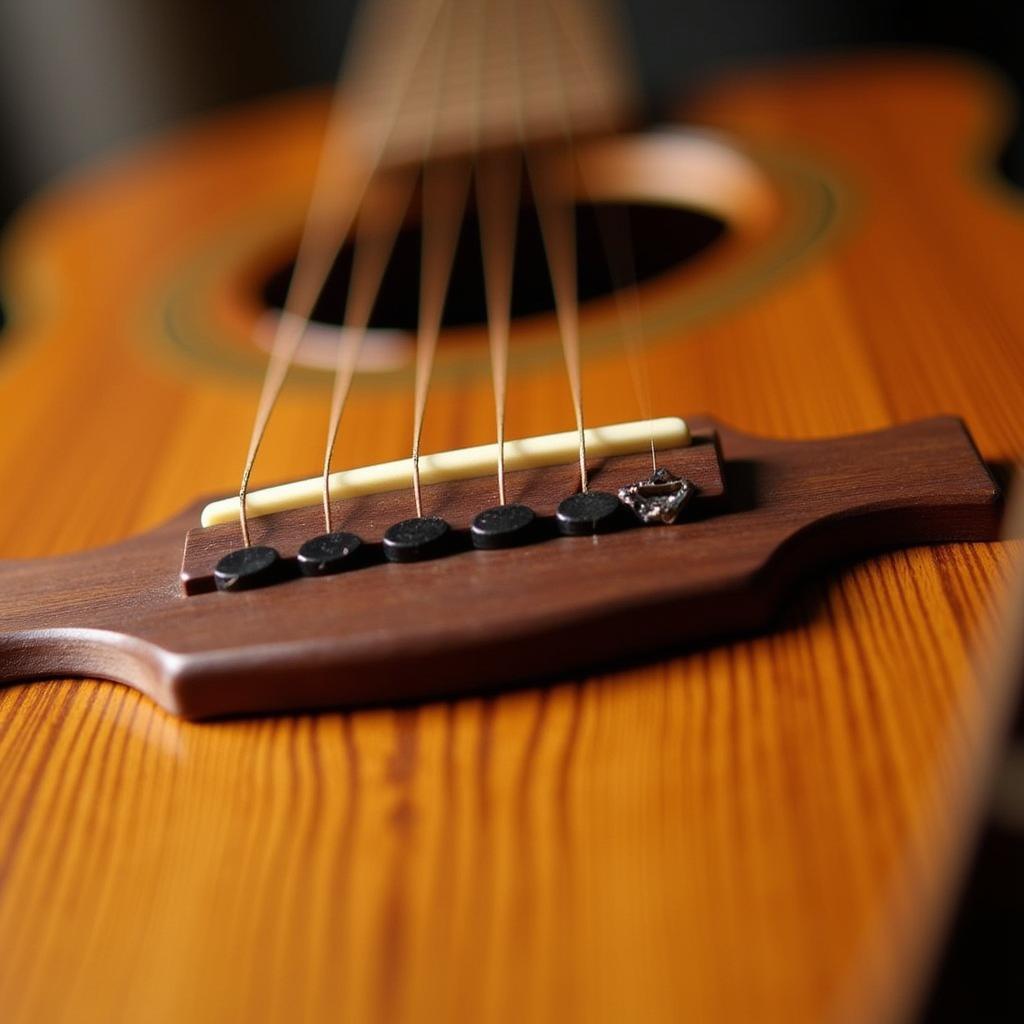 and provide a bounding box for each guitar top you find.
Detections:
[0,37,1021,1024]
